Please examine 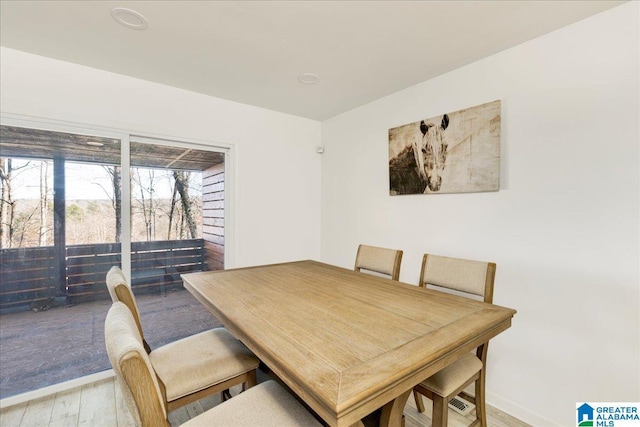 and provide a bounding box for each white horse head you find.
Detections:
[412,114,449,192]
